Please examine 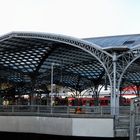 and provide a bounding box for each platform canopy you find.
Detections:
[0,32,140,96]
[0,32,106,94]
